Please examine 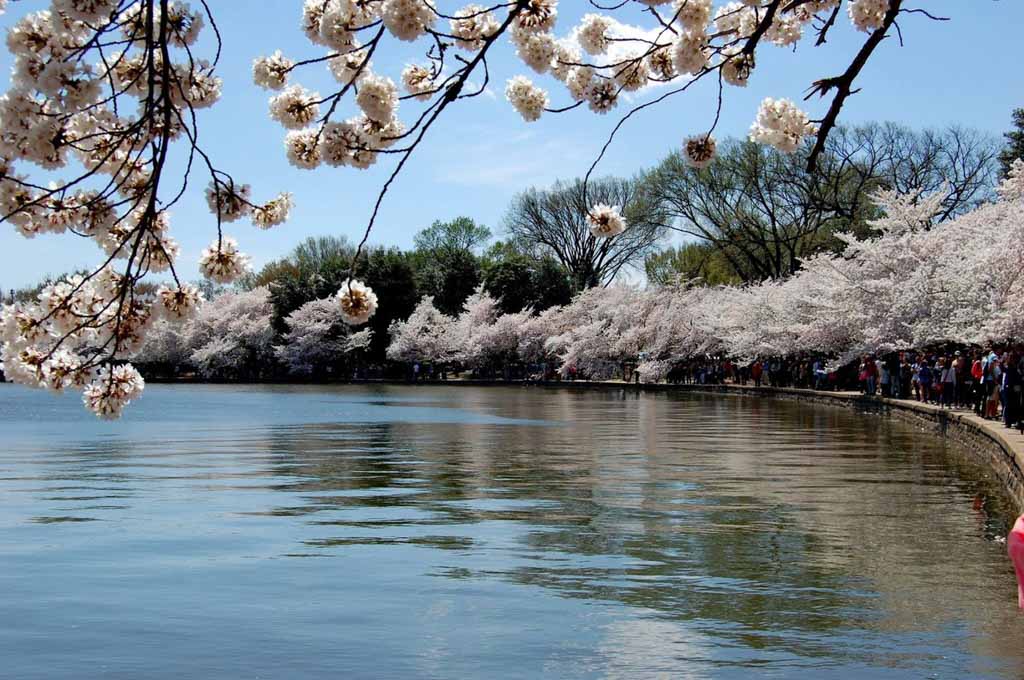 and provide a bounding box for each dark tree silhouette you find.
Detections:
[504,177,667,291]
